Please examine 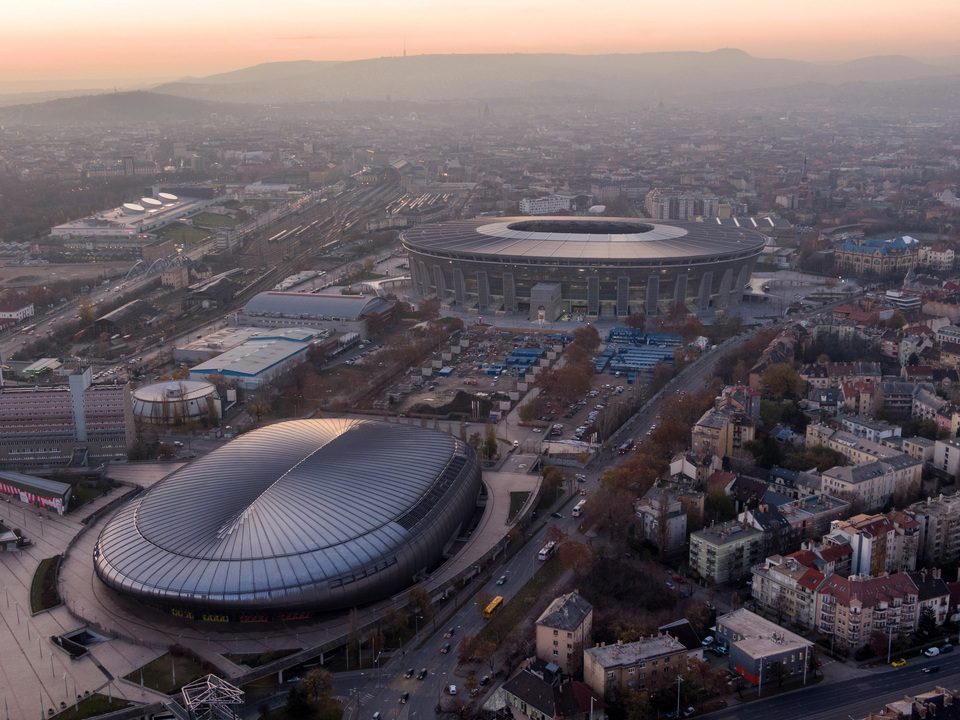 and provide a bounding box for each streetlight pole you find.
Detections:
[676,675,682,718]
[887,622,894,665]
